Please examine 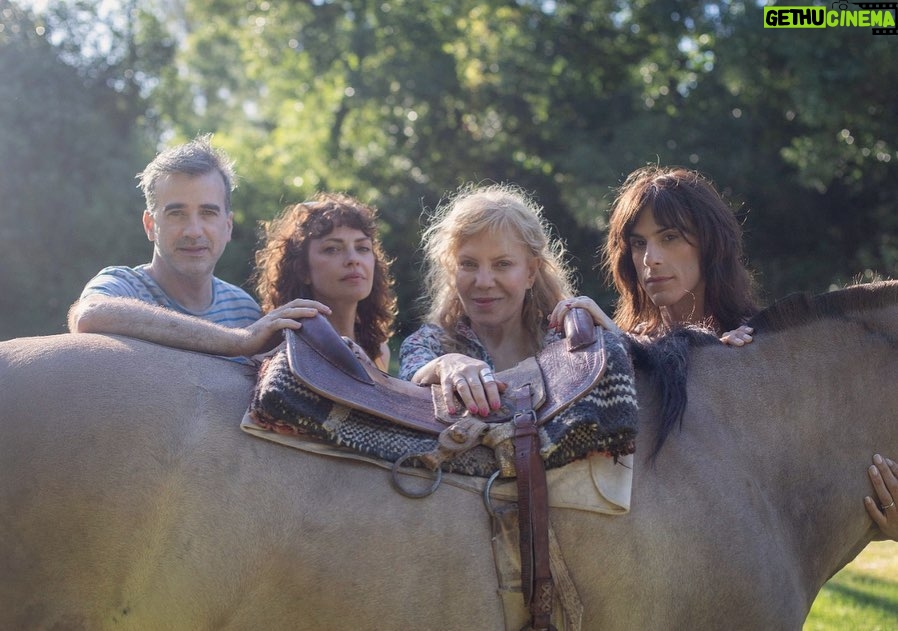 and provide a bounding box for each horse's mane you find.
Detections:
[626,326,718,463]
[747,279,898,333]
[629,280,898,461]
